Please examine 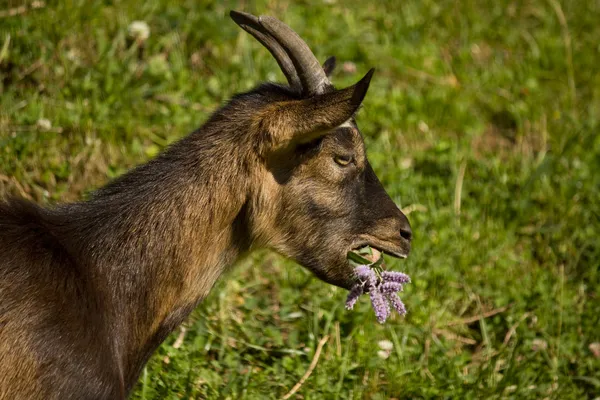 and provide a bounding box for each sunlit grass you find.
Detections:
[1,0,599,398]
